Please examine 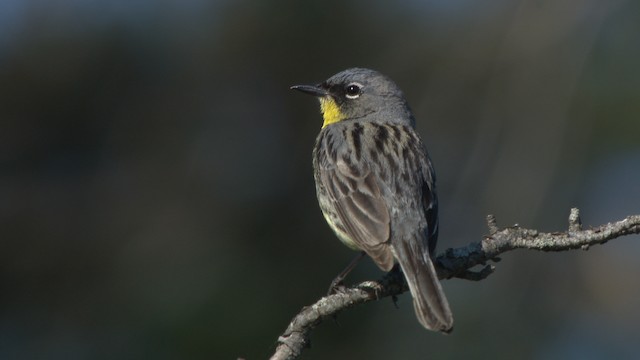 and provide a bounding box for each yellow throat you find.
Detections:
[320,96,344,128]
